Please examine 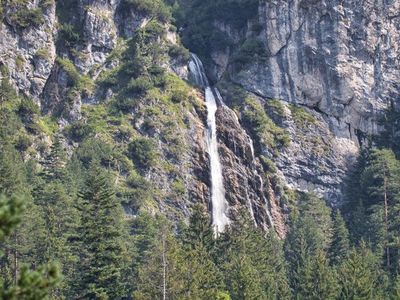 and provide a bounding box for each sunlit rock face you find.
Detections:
[205,0,400,204]
[233,0,400,135]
